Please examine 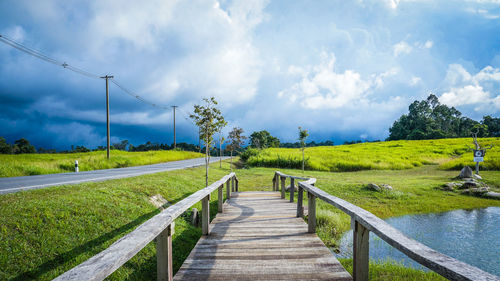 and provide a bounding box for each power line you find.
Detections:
[0,33,171,111]
[110,79,170,110]
[0,34,101,79]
